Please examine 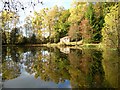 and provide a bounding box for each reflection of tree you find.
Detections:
[102,49,119,88]
[25,50,42,75]
[88,50,105,88]
[2,47,23,80]
[2,47,7,62]
[68,49,85,88]
[31,48,70,83]
[25,47,106,88]
[2,61,20,80]
[45,48,70,83]
[68,49,92,88]
[2,46,115,88]
[68,49,105,88]
[10,47,21,62]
